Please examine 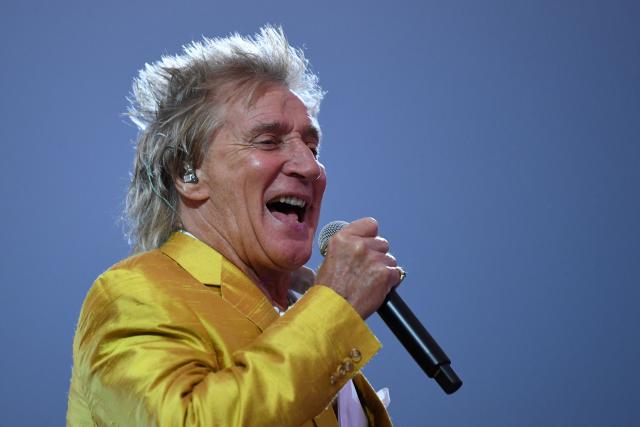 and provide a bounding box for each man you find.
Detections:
[67,26,403,426]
